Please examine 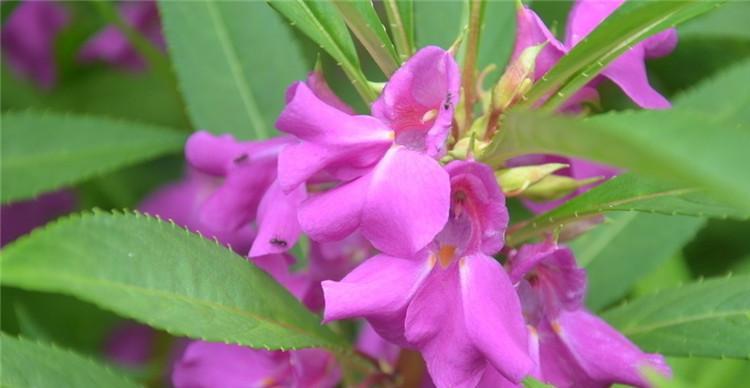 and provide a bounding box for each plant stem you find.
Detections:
[461,0,484,132]
[384,0,414,61]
